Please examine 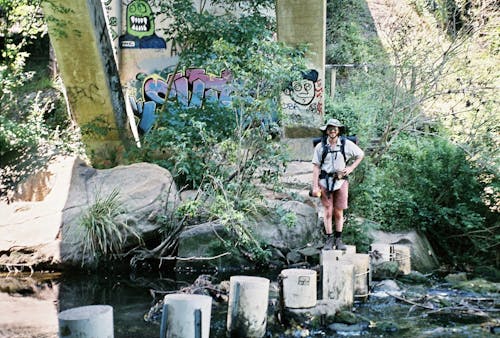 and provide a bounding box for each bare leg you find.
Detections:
[333,208,344,232]
[321,193,334,235]
[321,191,335,250]
[333,208,347,250]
